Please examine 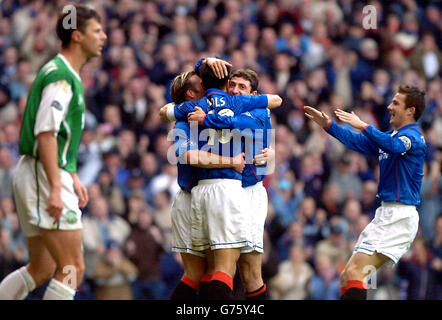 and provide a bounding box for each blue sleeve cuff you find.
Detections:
[194,58,205,76]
